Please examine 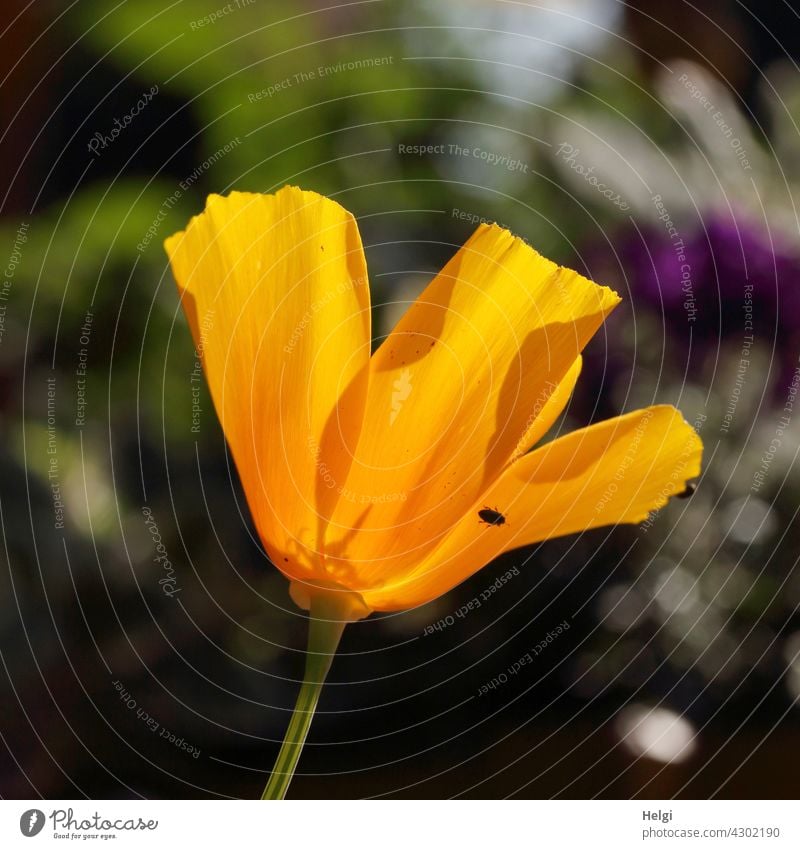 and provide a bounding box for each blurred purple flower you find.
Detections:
[617,213,800,336]
[575,211,800,417]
